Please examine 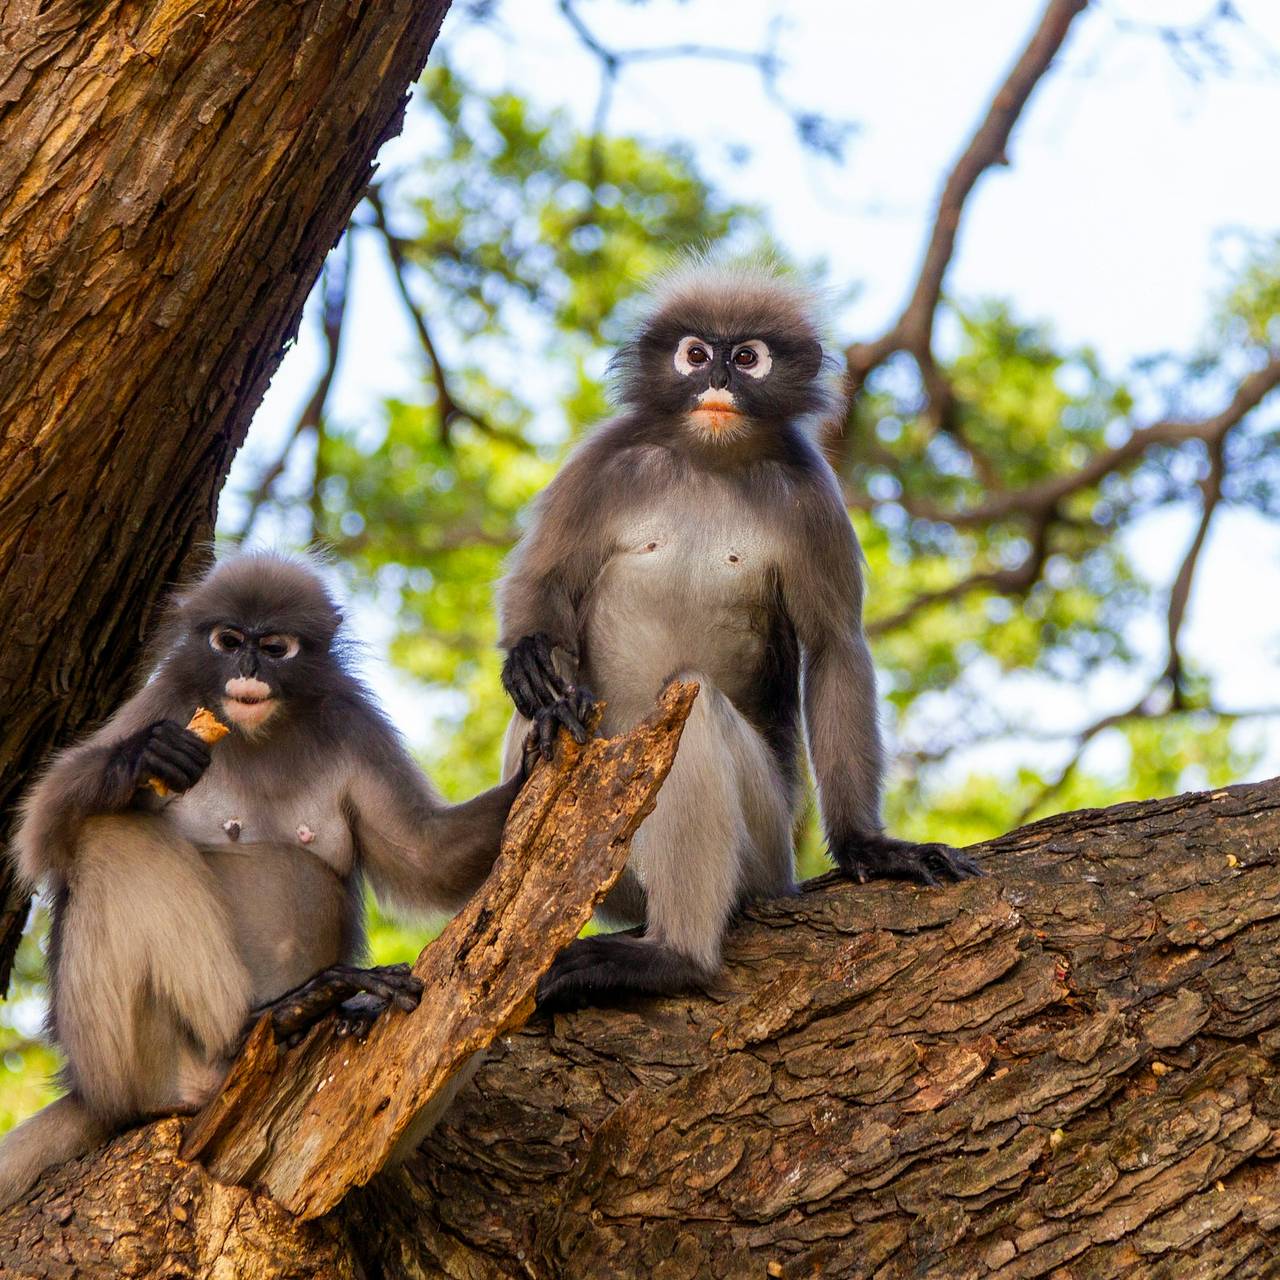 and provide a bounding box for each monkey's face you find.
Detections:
[673,335,772,440]
[168,620,328,738]
[204,625,300,734]
[615,320,827,442]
